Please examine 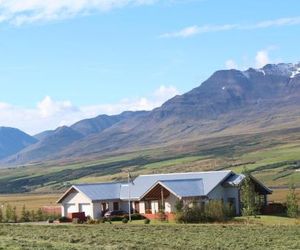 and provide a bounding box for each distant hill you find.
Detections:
[2,63,300,166]
[0,127,37,160]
